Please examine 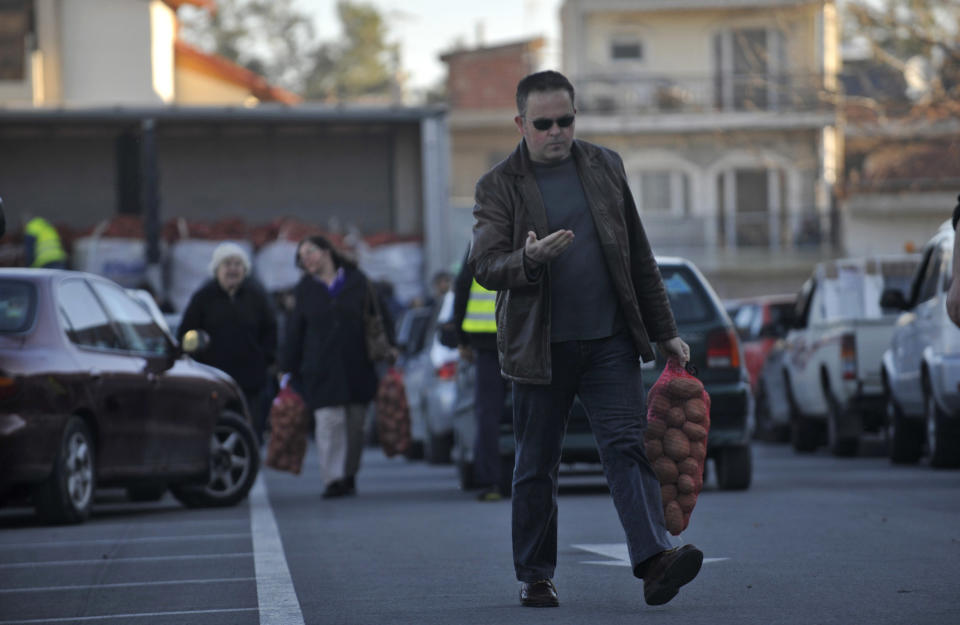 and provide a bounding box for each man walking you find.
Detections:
[469,70,703,608]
